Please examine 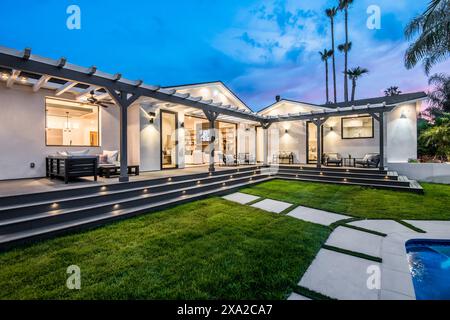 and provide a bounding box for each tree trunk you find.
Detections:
[351,79,356,101]
[344,8,349,102]
[325,60,329,103]
[331,18,337,104]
